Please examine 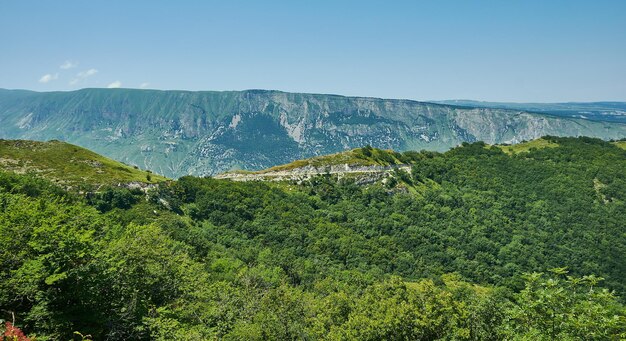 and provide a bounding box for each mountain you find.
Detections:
[0,139,167,187]
[435,100,626,123]
[2,88,626,177]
